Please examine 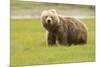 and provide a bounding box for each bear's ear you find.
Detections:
[50,9,57,14]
